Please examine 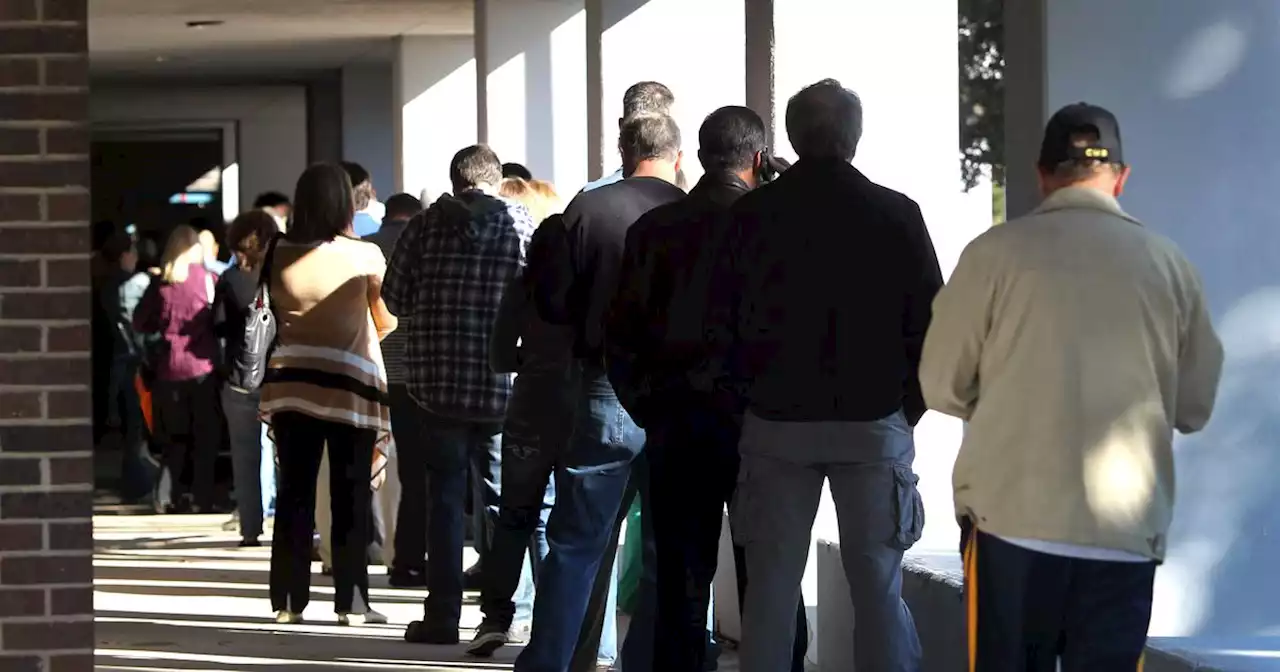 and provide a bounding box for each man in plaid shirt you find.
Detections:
[382,144,535,645]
